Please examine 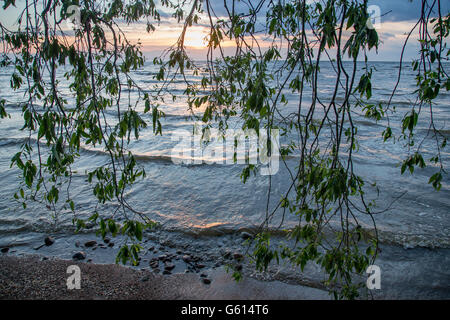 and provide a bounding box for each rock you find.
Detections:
[153,268,160,273]
[196,263,206,269]
[44,236,55,246]
[235,264,243,271]
[202,278,211,285]
[164,263,175,271]
[184,269,190,273]
[241,232,253,240]
[214,262,222,268]
[84,240,97,247]
[176,250,183,255]
[148,246,155,251]
[233,252,244,260]
[162,270,171,275]
[75,241,81,248]
[222,250,232,259]
[108,242,114,247]
[41,257,48,261]
[1,247,9,253]
[72,251,86,260]
[158,254,168,262]
[182,255,192,263]
[103,237,111,244]
[200,273,207,278]
[150,261,159,269]
[141,275,150,282]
